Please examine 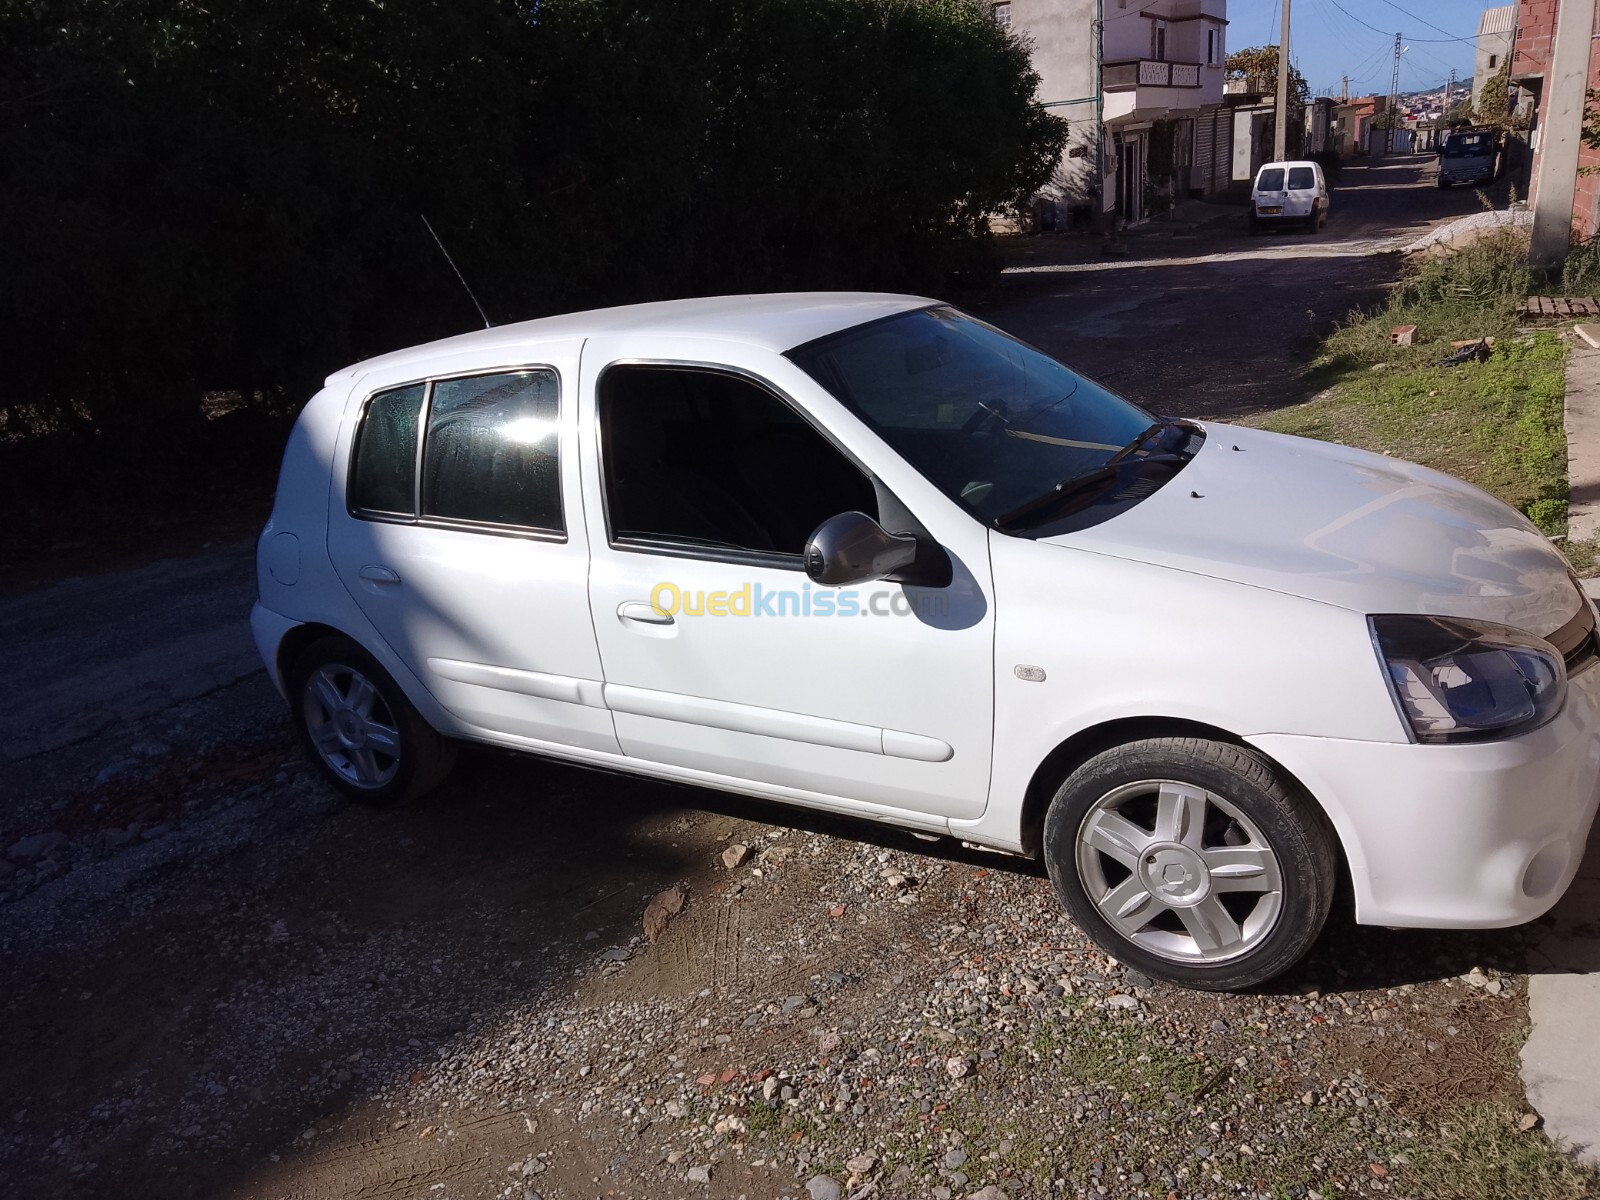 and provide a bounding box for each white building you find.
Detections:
[995,0,1230,228]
